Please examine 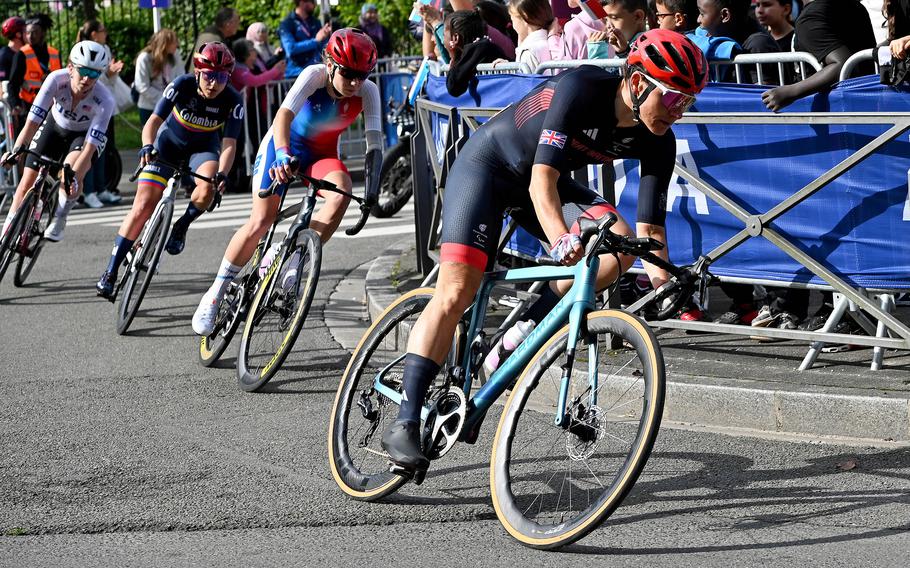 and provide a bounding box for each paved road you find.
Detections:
[1,189,908,566]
